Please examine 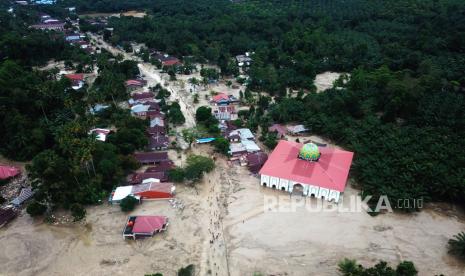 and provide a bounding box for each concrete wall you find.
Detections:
[260,174,341,202]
